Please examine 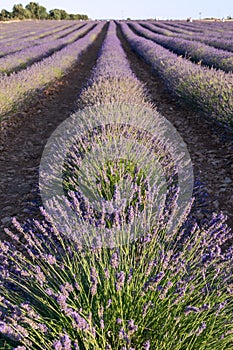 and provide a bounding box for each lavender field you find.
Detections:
[0,19,232,349]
